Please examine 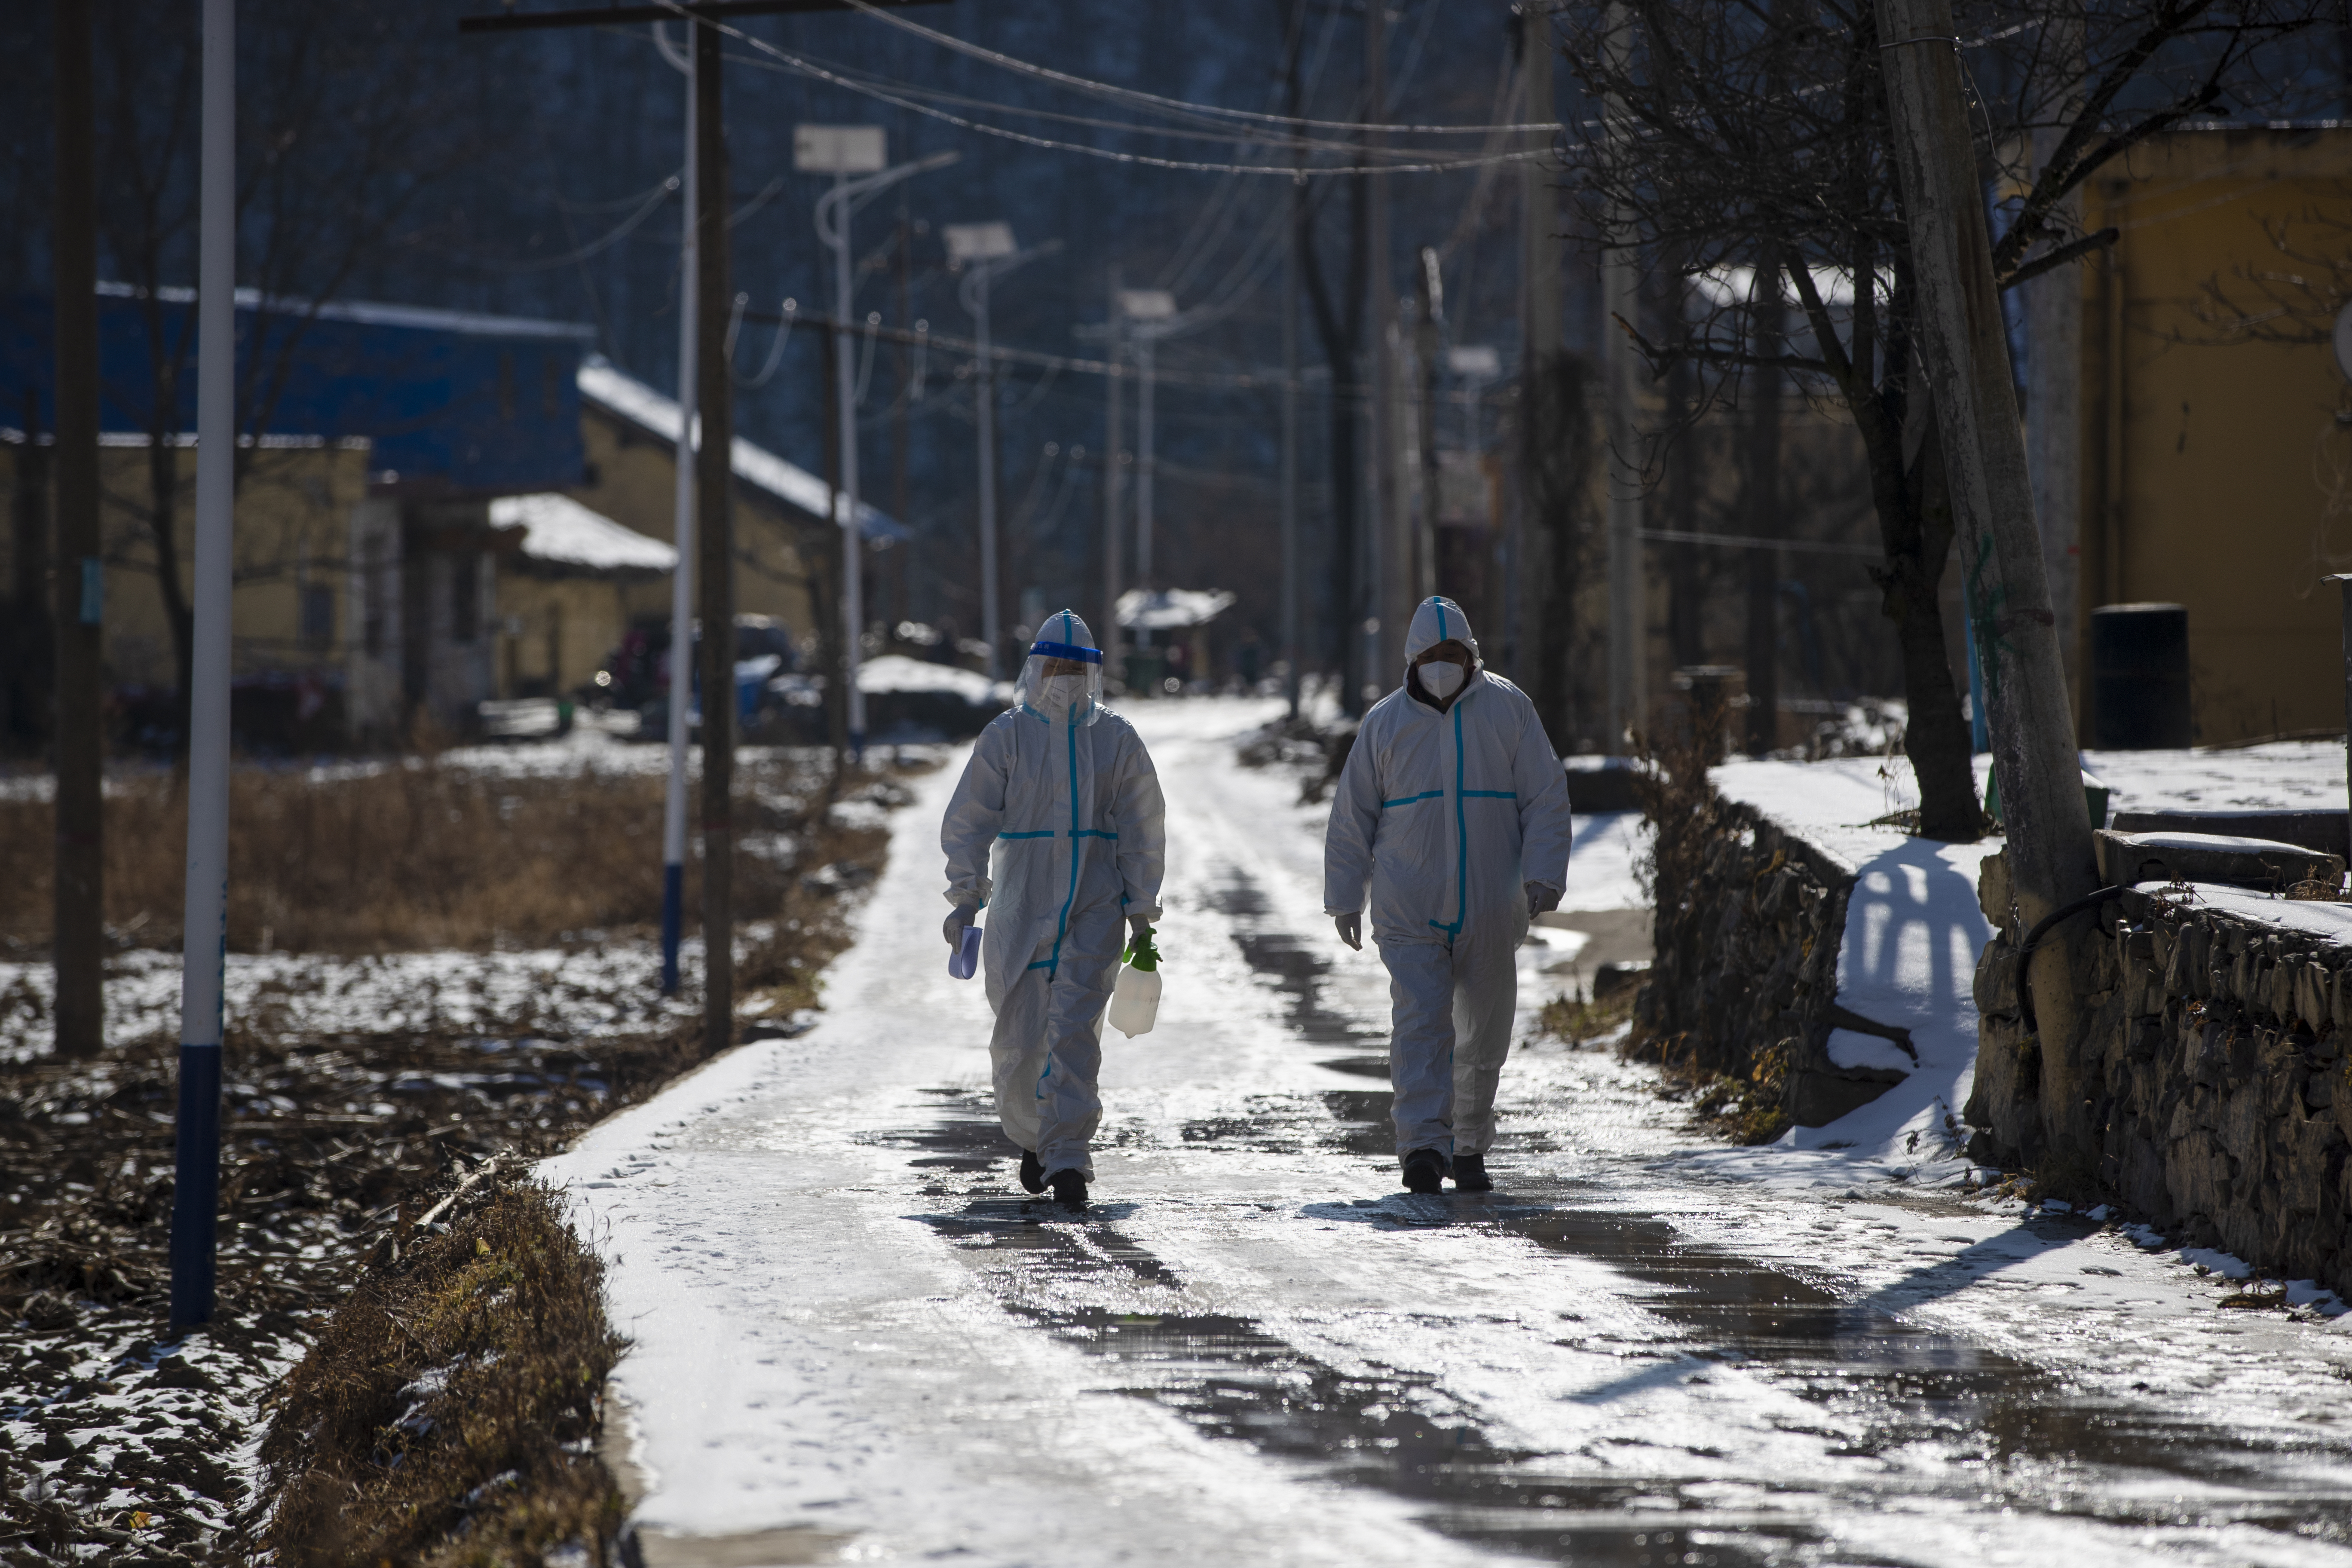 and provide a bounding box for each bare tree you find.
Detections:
[1558,0,2325,838]
[92,0,490,742]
